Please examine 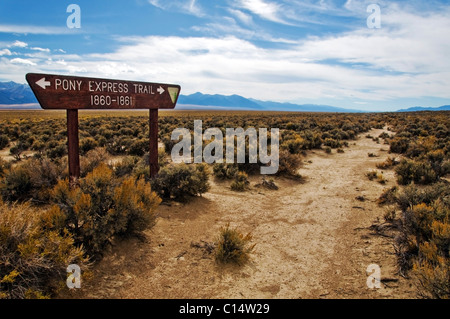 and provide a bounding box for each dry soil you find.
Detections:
[64,127,418,299]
